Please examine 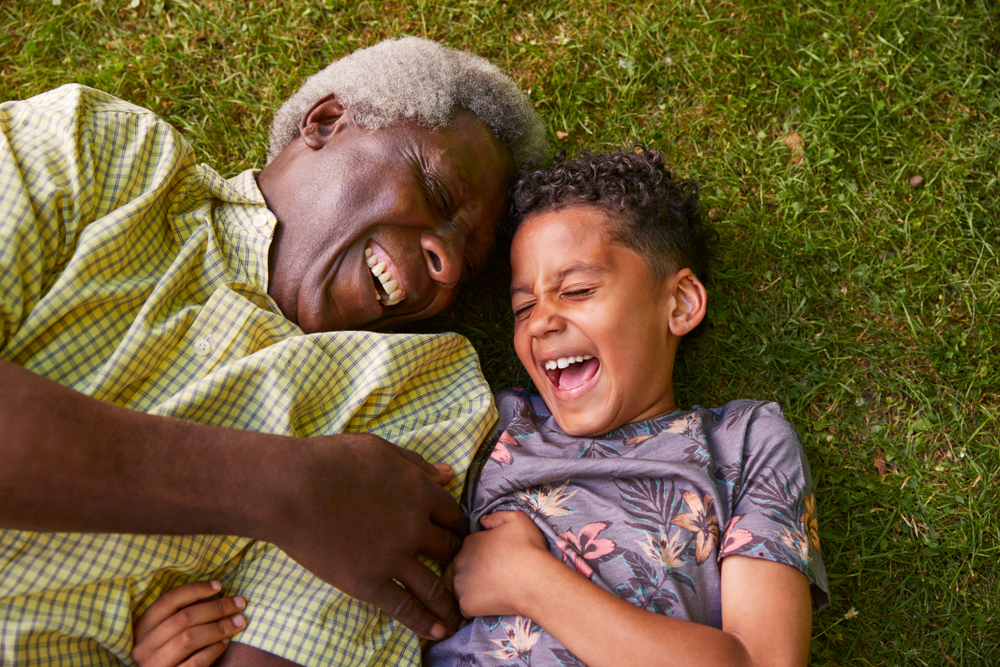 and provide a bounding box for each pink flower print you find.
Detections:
[490,431,519,465]
[555,522,616,579]
[719,515,754,559]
